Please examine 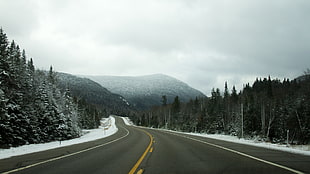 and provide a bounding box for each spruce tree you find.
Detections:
[0,29,85,147]
[161,95,167,106]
